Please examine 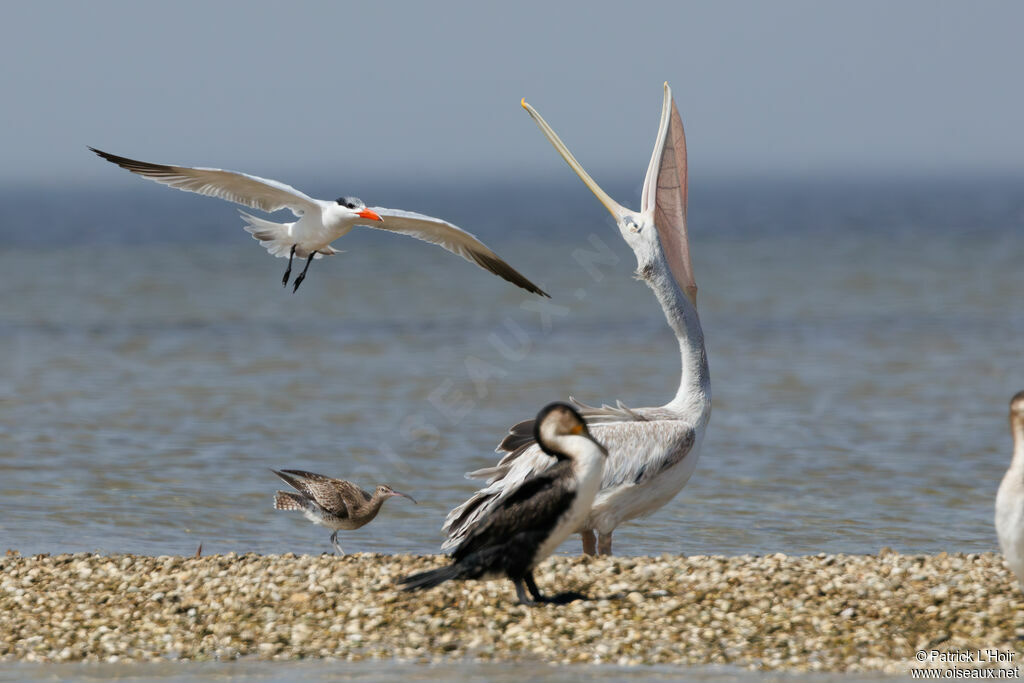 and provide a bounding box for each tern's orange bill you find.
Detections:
[357,208,382,222]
